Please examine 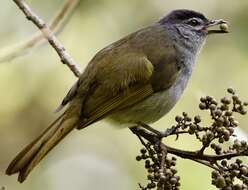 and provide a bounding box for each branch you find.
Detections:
[132,127,247,165]
[0,0,80,64]
[11,0,82,77]
[132,127,248,189]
